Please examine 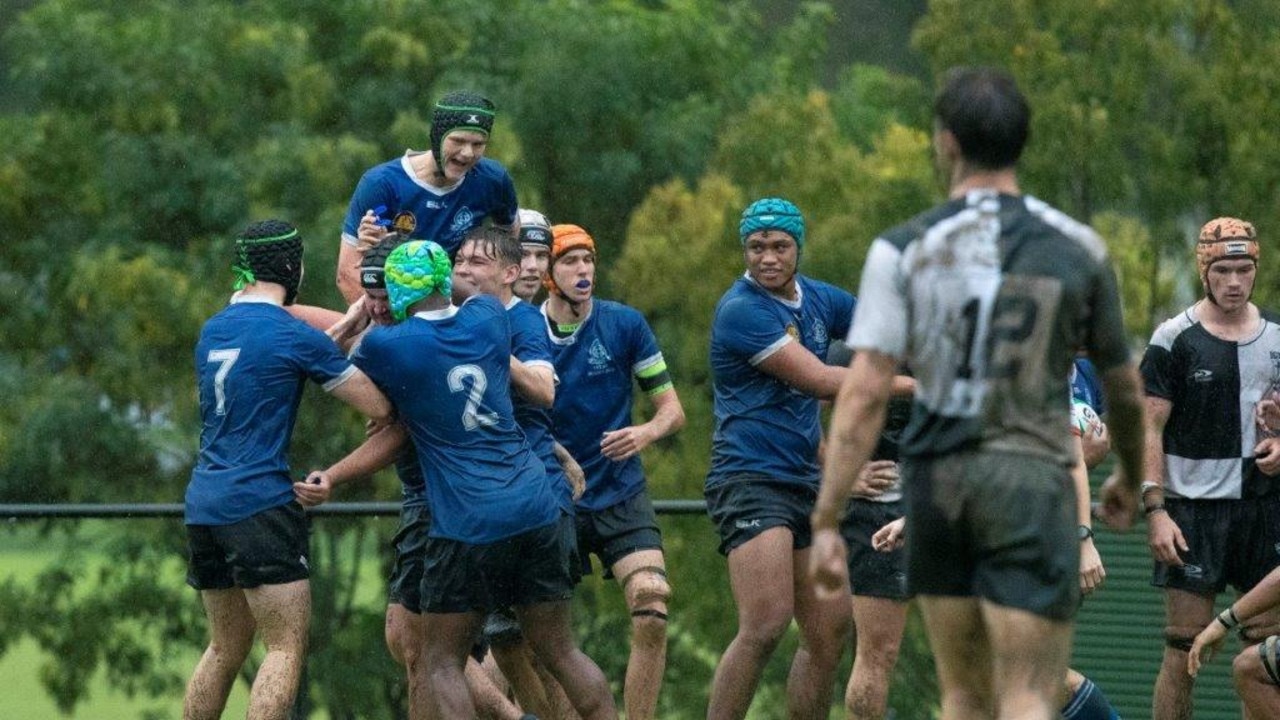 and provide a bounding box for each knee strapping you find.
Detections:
[631,608,668,622]
[1164,628,1197,653]
[1261,636,1280,686]
[1061,677,1120,720]
[621,565,671,606]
